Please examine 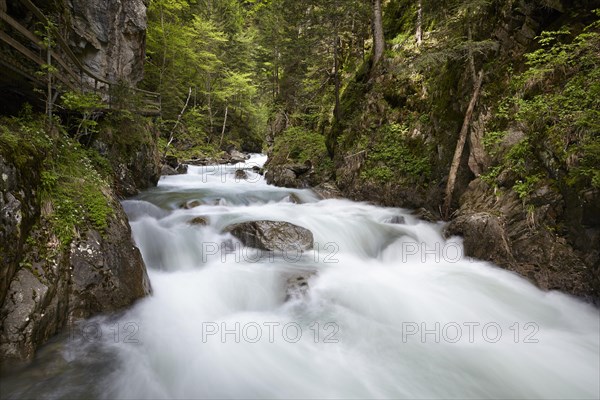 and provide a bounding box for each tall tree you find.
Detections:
[372,0,385,65]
